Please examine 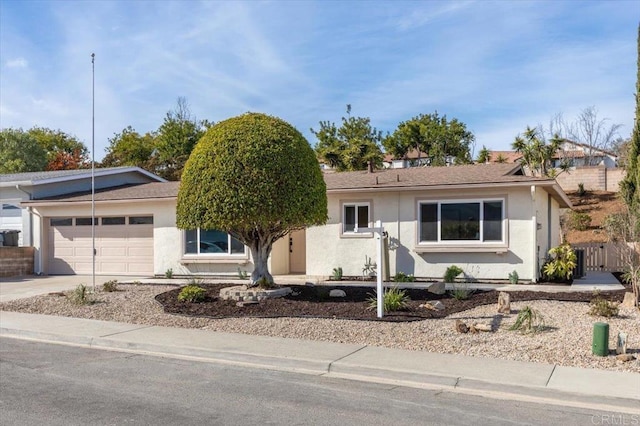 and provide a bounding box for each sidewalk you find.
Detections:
[1,310,638,414]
